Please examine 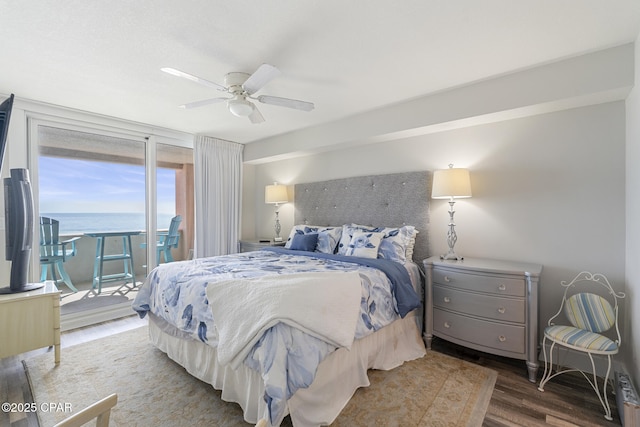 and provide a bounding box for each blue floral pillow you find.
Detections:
[376,225,417,263]
[337,224,365,255]
[284,225,342,254]
[338,223,416,263]
[345,231,384,258]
